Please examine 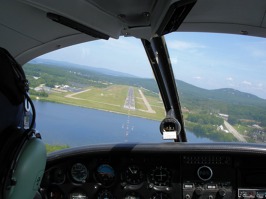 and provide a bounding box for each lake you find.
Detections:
[33,101,212,147]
